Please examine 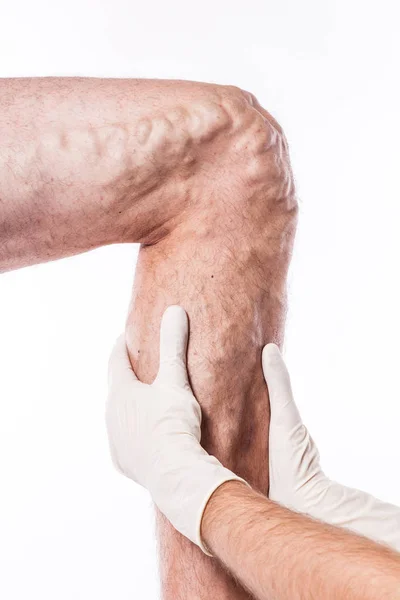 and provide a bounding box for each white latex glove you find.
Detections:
[106,305,246,554]
[262,343,400,551]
